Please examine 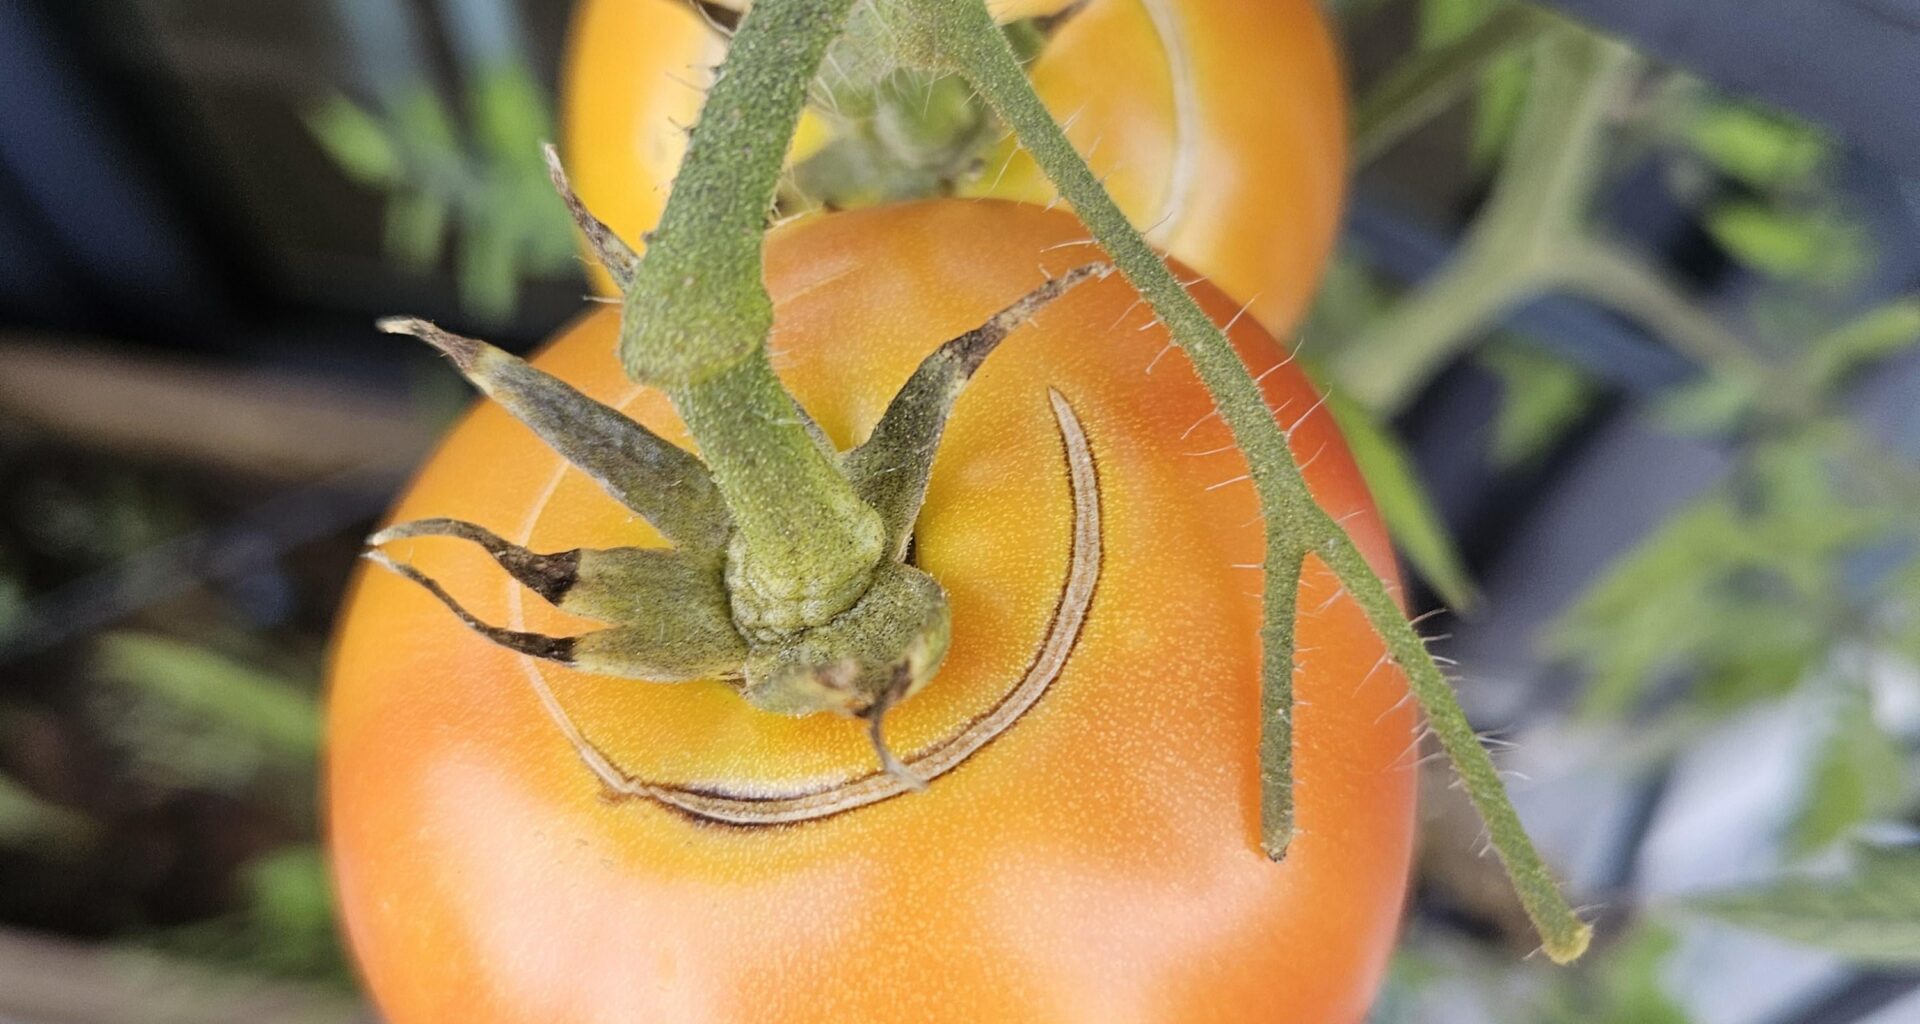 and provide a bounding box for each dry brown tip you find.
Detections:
[376,316,483,372]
